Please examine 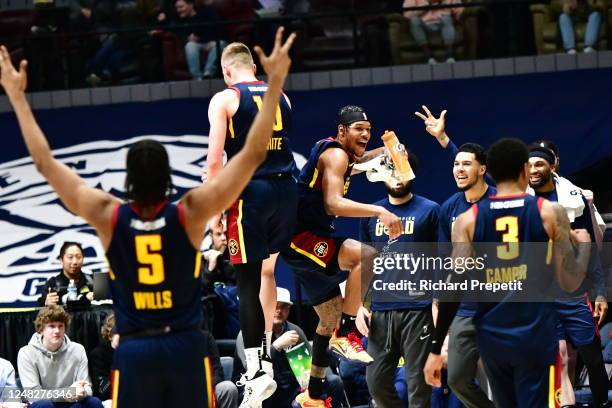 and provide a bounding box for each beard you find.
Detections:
[529,171,552,189]
[385,181,412,198]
